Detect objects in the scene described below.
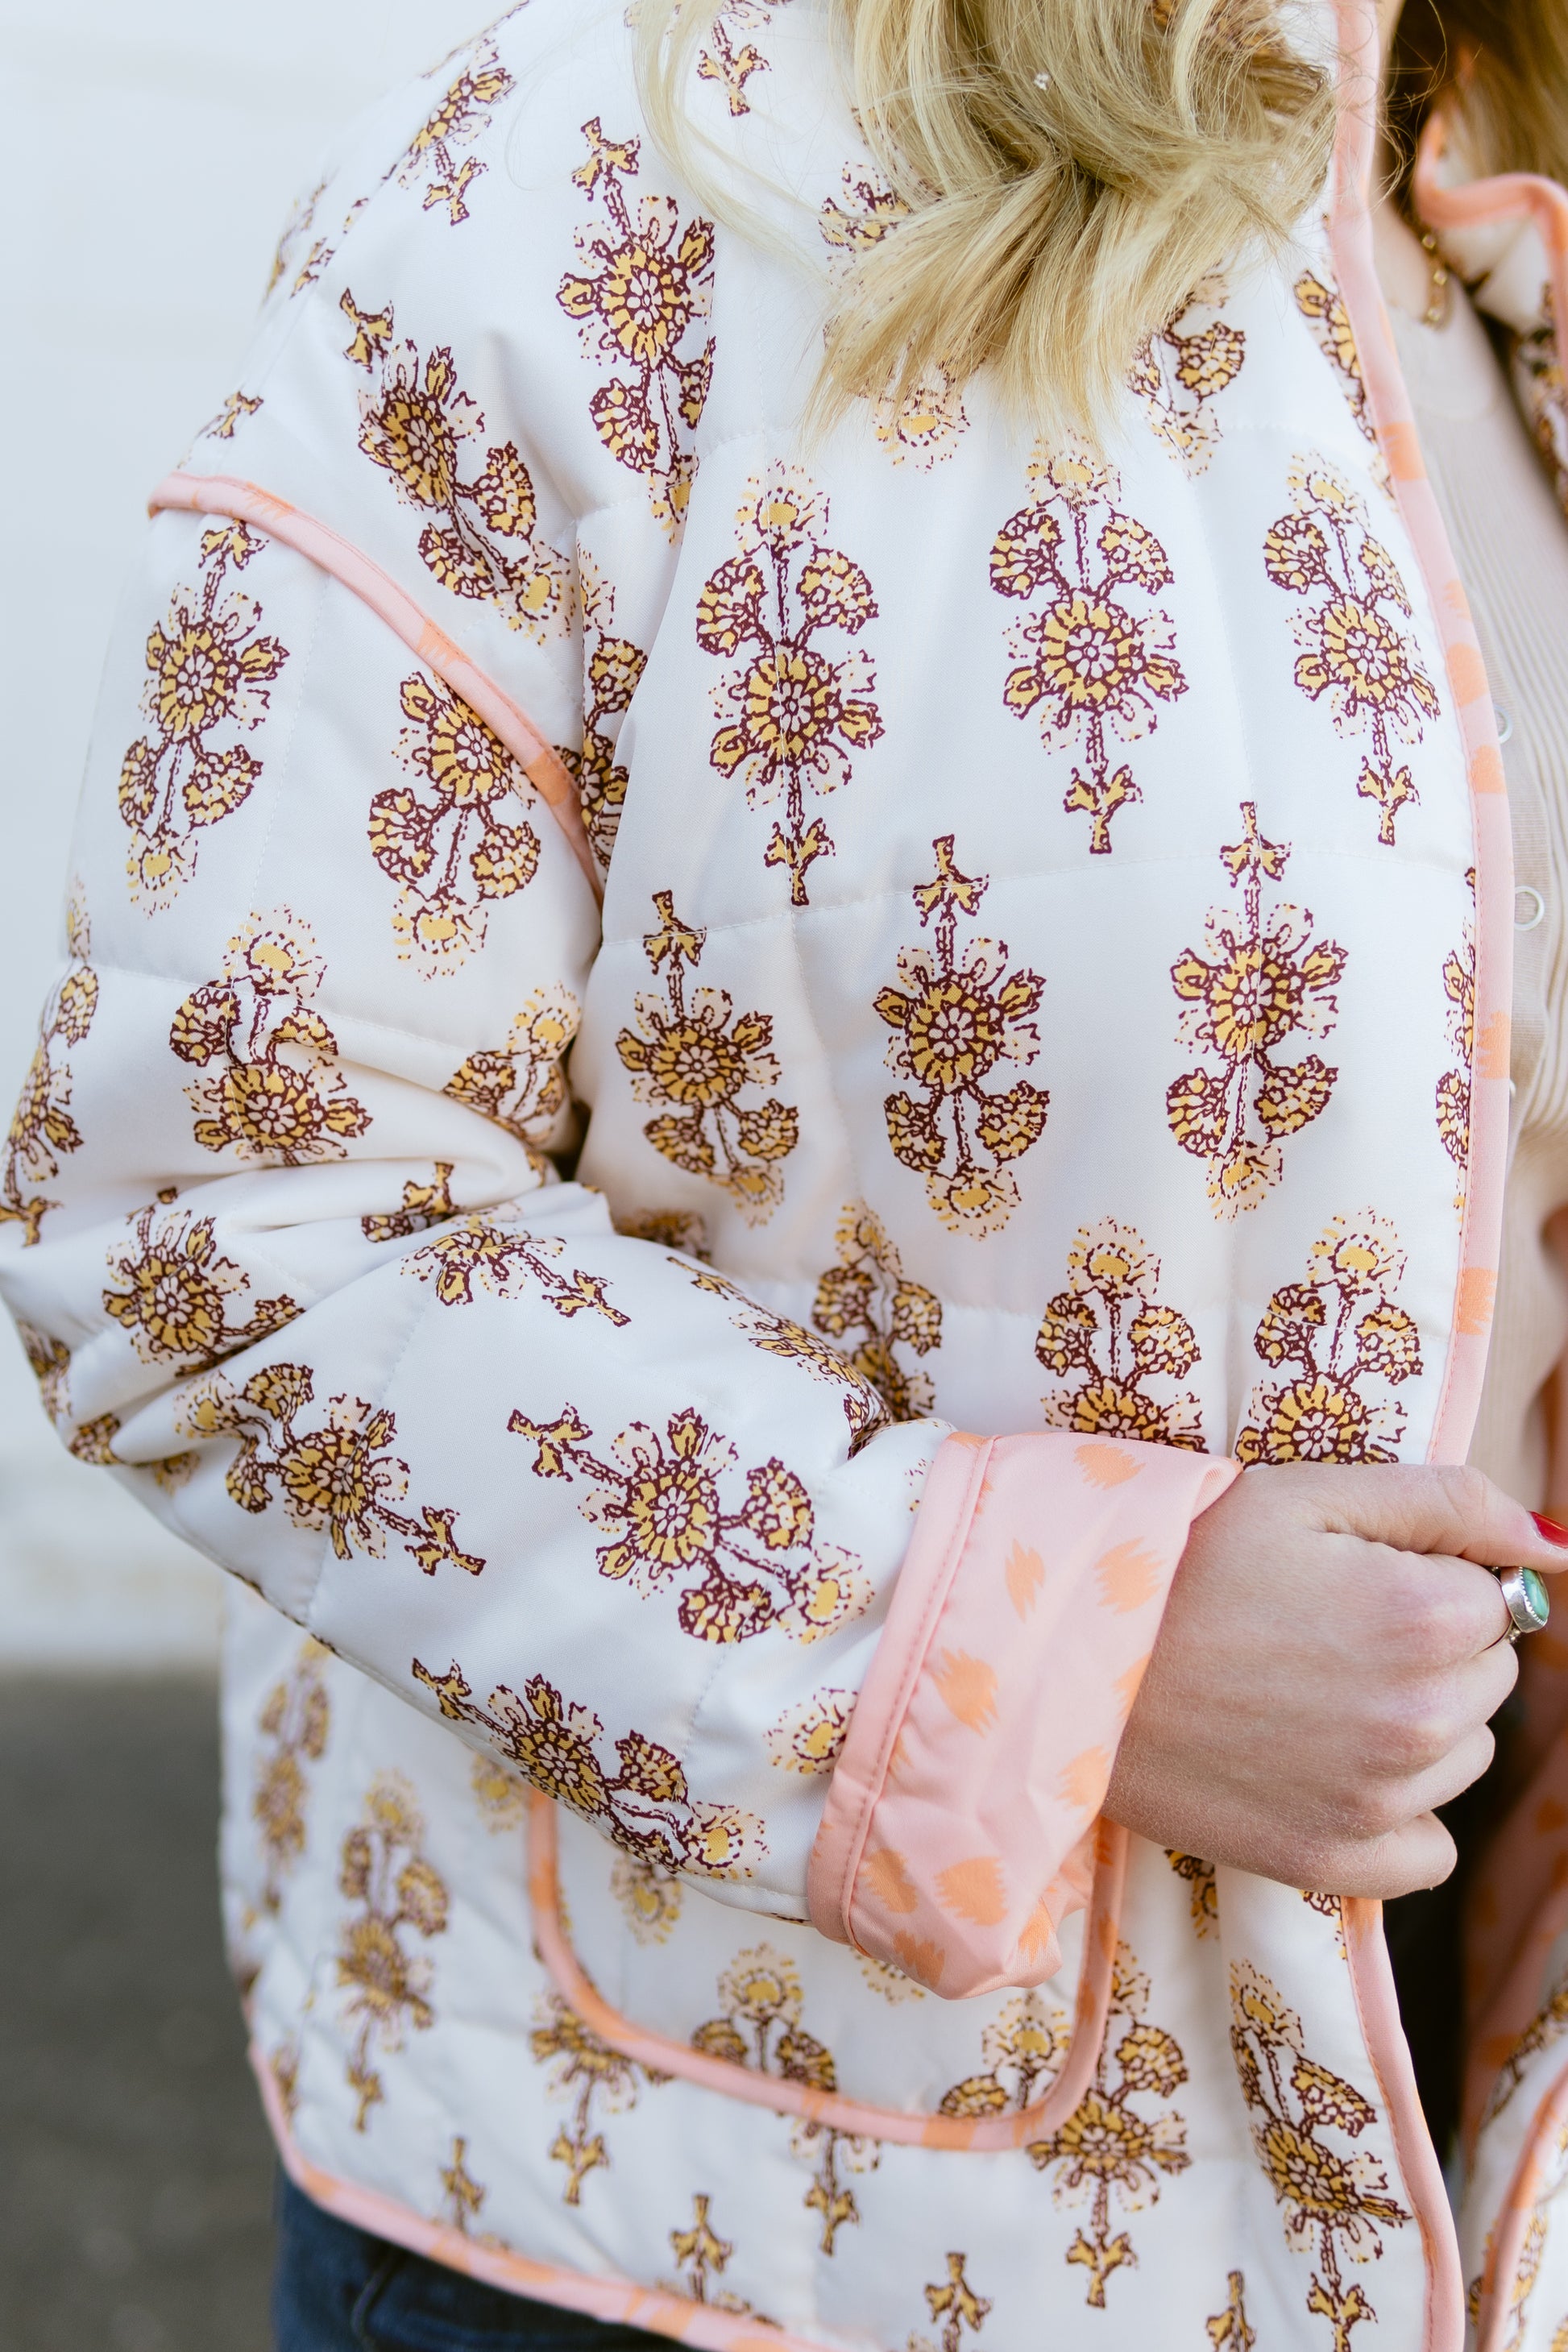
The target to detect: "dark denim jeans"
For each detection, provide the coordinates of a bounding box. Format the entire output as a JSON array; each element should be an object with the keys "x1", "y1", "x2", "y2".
[{"x1": 272, "y1": 2174, "x2": 665, "y2": 2352}]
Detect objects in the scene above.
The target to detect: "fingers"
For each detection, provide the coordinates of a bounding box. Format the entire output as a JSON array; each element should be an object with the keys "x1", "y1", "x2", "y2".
[
  {"x1": 1350, "y1": 1543, "x2": 1514, "y2": 1667},
  {"x1": 1292, "y1": 1461, "x2": 1568, "y2": 1576},
  {"x1": 1311, "y1": 1812, "x2": 1458, "y2": 1902}
]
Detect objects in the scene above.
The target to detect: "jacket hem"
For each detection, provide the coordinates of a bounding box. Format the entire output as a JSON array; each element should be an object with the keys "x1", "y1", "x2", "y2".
[{"x1": 255, "y1": 2044, "x2": 830, "y2": 2352}]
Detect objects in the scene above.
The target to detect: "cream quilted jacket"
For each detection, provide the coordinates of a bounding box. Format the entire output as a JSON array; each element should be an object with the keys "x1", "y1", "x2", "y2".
[{"x1": 13, "y1": 0, "x2": 1568, "y2": 2343}]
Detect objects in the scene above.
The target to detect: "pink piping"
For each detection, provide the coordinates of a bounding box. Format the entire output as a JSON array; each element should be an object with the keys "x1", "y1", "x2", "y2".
[
  {"x1": 1407, "y1": 79, "x2": 1568, "y2": 2352},
  {"x1": 527, "y1": 1790, "x2": 1126, "y2": 2151},
  {"x1": 255, "y1": 2049, "x2": 821, "y2": 2352},
  {"x1": 147, "y1": 471, "x2": 602, "y2": 900},
  {"x1": 1471, "y1": 2062, "x2": 1568, "y2": 2350},
  {"x1": 1414, "y1": 113, "x2": 1568, "y2": 359},
  {"x1": 1329, "y1": 4, "x2": 1516, "y2": 2346}
]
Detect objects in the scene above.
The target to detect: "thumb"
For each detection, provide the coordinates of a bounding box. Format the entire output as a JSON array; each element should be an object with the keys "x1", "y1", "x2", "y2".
[{"x1": 1300, "y1": 1462, "x2": 1568, "y2": 1574}]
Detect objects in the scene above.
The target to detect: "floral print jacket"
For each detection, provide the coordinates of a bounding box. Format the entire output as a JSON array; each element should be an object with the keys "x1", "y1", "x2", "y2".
[{"x1": 8, "y1": 0, "x2": 1568, "y2": 2346}]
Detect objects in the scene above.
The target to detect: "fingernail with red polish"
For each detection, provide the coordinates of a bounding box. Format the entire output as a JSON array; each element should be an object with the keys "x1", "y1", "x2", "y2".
[{"x1": 1533, "y1": 1512, "x2": 1568, "y2": 1547}]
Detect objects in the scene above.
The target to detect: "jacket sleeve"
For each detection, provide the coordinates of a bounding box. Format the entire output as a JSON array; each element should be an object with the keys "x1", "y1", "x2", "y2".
[
  {"x1": 0, "y1": 12, "x2": 1238, "y2": 1981},
  {"x1": 0, "y1": 493, "x2": 953, "y2": 1924}
]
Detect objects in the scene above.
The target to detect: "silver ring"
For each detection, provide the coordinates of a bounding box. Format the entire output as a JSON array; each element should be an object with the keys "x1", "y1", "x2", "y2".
[{"x1": 1498, "y1": 1564, "x2": 1551, "y2": 1643}]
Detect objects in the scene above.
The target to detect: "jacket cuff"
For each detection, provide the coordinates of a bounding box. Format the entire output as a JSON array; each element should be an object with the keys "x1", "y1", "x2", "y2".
[{"x1": 806, "y1": 1429, "x2": 1240, "y2": 1997}]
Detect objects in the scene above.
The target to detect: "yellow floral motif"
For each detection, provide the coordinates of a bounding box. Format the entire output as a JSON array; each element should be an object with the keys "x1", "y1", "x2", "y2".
[
  {"x1": 346, "y1": 290, "x2": 570, "y2": 635},
  {"x1": 506, "y1": 1399, "x2": 870, "y2": 1645},
  {"x1": 178, "y1": 1359, "x2": 483, "y2": 1574},
  {"x1": 1166, "y1": 1850, "x2": 1217, "y2": 1938},
  {"x1": 861, "y1": 1954, "x2": 926, "y2": 2002},
  {"x1": 170, "y1": 909, "x2": 371, "y2": 1168},
  {"x1": 442, "y1": 986, "x2": 582, "y2": 1171},
  {"x1": 611, "y1": 1850, "x2": 685, "y2": 1943},
  {"x1": 939, "y1": 1990, "x2": 1071, "y2": 2119},
  {"x1": 1438, "y1": 886, "x2": 1475, "y2": 1204},
  {"x1": 252, "y1": 1640, "x2": 331, "y2": 1914},
  {"x1": 531, "y1": 1991, "x2": 656, "y2": 2205},
  {"x1": 616, "y1": 891, "x2": 799, "y2": 1222},
  {"x1": 104, "y1": 1195, "x2": 298, "y2": 1371},
  {"x1": 1036, "y1": 1218, "x2": 1205, "y2": 1448},
  {"x1": 877, "y1": 836, "x2": 1050, "y2": 1235},
  {"x1": 362, "y1": 1162, "x2": 458, "y2": 1246},
  {"x1": 270, "y1": 2039, "x2": 301, "y2": 2125},
  {"x1": 698, "y1": 1, "x2": 792, "y2": 114},
  {"x1": 198, "y1": 389, "x2": 263, "y2": 443},
  {"x1": 811, "y1": 1201, "x2": 944, "y2": 1421},
  {"x1": 663, "y1": 2192, "x2": 770, "y2": 2315},
  {"x1": 119, "y1": 521, "x2": 288, "y2": 907},
  {"x1": 993, "y1": 446, "x2": 1188, "y2": 853},
  {"x1": 3, "y1": 889, "x2": 97, "y2": 1244},
  {"x1": 558, "y1": 118, "x2": 715, "y2": 535},
  {"x1": 909, "y1": 2254, "x2": 993, "y2": 2352},
  {"x1": 1481, "y1": 1974, "x2": 1568, "y2": 2129},
  {"x1": 1229, "y1": 1960, "x2": 1408, "y2": 2349},
  {"x1": 691, "y1": 1946, "x2": 880, "y2": 2253},
  {"x1": 267, "y1": 37, "x2": 514, "y2": 309},
  {"x1": 413, "y1": 1658, "x2": 766, "y2": 1877},
  {"x1": 574, "y1": 556, "x2": 649, "y2": 867},
  {"x1": 399, "y1": 1209, "x2": 629, "y2": 1325},
  {"x1": 268, "y1": 175, "x2": 330, "y2": 296},
  {"x1": 698, "y1": 465, "x2": 883, "y2": 904},
  {"x1": 1130, "y1": 284, "x2": 1246, "y2": 476},
  {"x1": 395, "y1": 40, "x2": 515, "y2": 226},
  {"x1": 1167, "y1": 803, "x2": 1346, "y2": 1216},
  {"x1": 818, "y1": 168, "x2": 969, "y2": 468},
  {"x1": 470, "y1": 1748, "x2": 529, "y2": 1834},
  {"x1": 1263, "y1": 454, "x2": 1441, "y2": 845},
  {"x1": 764, "y1": 1689, "x2": 854, "y2": 1776},
  {"x1": 335, "y1": 1775, "x2": 450, "y2": 2130},
  {"x1": 1516, "y1": 291, "x2": 1568, "y2": 522},
  {"x1": 1294, "y1": 271, "x2": 1376, "y2": 449},
  {"x1": 15, "y1": 1317, "x2": 71, "y2": 1426},
  {"x1": 684, "y1": 1260, "x2": 890, "y2": 1454},
  {"x1": 438, "y1": 2137, "x2": 487, "y2": 2237},
  {"x1": 370, "y1": 671, "x2": 540, "y2": 973},
  {"x1": 1507, "y1": 2208, "x2": 1553, "y2": 2352},
  {"x1": 1234, "y1": 1213, "x2": 1422, "y2": 1466},
  {"x1": 1207, "y1": 2271, "x2": 1257, "y2": 2351},
  {"x1": 1026, "y1": 1944, "x2": 1190, "y2": 2308},
  {"x1": 618, "y1": 1206, "x2": 709, "y2": 1259}
]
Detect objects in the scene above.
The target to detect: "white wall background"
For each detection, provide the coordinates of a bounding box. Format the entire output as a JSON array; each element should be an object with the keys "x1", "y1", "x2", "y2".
[{"x1": 0, "y1": 0, "x2": 496, "y2": 1665}]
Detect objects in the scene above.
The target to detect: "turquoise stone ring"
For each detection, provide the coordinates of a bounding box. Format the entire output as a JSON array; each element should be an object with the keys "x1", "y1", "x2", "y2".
[{"x1": 1499, "y1": 1563, "x2": 1551, "y2": 1642}]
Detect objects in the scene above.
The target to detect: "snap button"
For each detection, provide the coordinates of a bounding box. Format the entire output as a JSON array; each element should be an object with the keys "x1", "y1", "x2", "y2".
[
  {"x1": 1495, "y1": 701, "x2": 1514, "y2": 744},
  {"x1": 1516, "y1": 885, "x2": 1545, "y2": 930}
]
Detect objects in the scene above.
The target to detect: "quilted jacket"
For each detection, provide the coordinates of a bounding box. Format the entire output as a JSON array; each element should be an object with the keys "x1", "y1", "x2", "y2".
[{"x1": 10, "y1": 0, "x2": 1568, "y2": 2343}]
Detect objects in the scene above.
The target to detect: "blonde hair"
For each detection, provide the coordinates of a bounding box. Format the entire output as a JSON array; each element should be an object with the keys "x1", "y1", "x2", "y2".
[{"x1": 637, "y1": 0, "x2": 1336, "y2": 435}]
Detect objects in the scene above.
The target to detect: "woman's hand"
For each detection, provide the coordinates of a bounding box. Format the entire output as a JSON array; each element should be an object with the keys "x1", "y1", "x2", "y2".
[{"x1": 1104, "y1": 1463, "x2": 1568, "y2": 1898}]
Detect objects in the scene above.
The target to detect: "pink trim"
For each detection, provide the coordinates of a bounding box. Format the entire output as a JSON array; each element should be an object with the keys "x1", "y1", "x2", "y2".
[
  {"x1": 1344, "y1": 1898, "x2": 1467, "y2": 2352},
  {"x1": 255, "y1": 2049, "x2": 818, "y2": 2352},
  {"x1": 1472, "y1": 2060, "x2": 1568, "y2": 2352},
  {"x1": 1414, "y1": 113, "x2": 1568, "y2": 356},
  {"x1": 1328, "y1": 42, "x2": 1513, "y2": 1482},
  {"x1": 527, "y1": 1789, "x2": 1128, "y2": 2151},
  {"x1": 807, "y1": 1429, "x2": 1238, "y2": 2001},
  {"x1": 147, "y1": 471, "x2": 601, "y2": 900},
  {"x1": 1328, "y1": 10, "x2": 1516, "y2": 2346}
]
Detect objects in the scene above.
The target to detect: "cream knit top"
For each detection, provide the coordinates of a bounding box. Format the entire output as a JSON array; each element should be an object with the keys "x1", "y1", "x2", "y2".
[{"x1": 1394, "y1": 288, "x2": 1568, "y2": 1511}]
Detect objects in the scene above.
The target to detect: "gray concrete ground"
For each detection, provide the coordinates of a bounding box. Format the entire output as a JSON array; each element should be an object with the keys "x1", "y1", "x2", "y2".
[{"x1": 0, "y1": 1678, "x2": 275, "y2": 2351}]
